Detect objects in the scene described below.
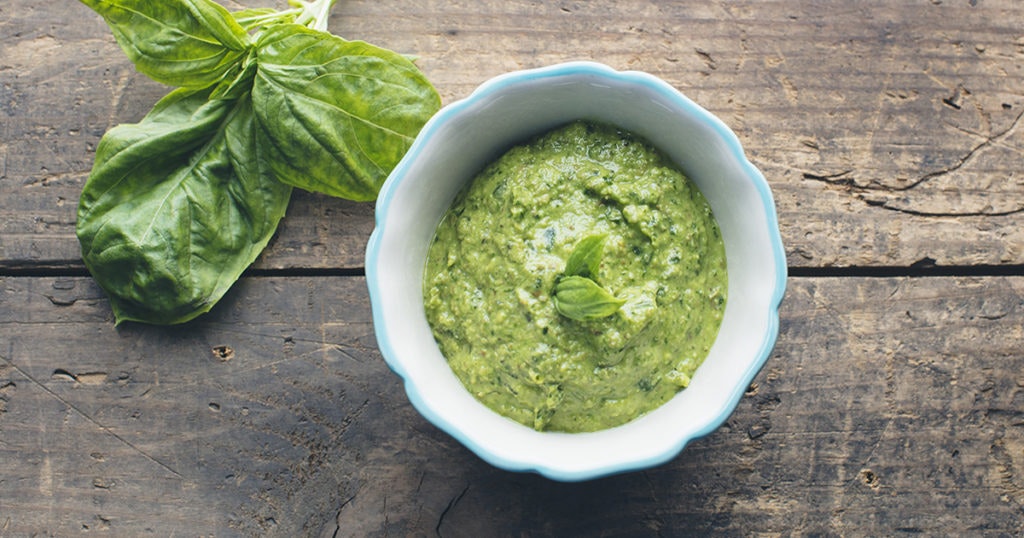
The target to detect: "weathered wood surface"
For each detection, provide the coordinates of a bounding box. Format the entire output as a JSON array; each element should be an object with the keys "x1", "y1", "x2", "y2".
[
  {"x1": 3, "y1": 0, "x2": 1024, "y2": 536},
  {"x1": 1, "y1": 276, "x2": 1022, "y2": 536},
  {"x1": 2, "y1": 0, "x2": 1023, "y2": 270}
]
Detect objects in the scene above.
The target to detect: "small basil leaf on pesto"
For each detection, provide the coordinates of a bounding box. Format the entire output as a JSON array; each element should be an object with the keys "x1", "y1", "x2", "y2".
[
  {"x1": 553, "y1": 276, "x2": 625, "y2": 321},
  {"x1": 563, "y1": 233, "x2": 607, "y2": 280}
]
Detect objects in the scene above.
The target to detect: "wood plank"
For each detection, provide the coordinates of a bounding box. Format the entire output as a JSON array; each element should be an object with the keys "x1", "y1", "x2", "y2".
[
  {"x1": 2, "y1": 0, "x2": 1024, "y2": 270},
  {"x1": 0, "y1": 276, "x2": 383, "y2": 535},
  {"x1": 1, "y1": 275, "x2": 1022, "y2": 535}
]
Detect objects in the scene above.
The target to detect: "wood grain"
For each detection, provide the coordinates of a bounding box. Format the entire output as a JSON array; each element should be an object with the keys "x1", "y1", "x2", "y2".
[
  {"x1": 3, "y1": 1, "x2": 1024, "y2": 536},
  {"x1": 1, "y1": 276, "x2": 1022, "y2": 536},
  {"x1": 1, "y1": 1, "x2": 1023, "y2": 270}
]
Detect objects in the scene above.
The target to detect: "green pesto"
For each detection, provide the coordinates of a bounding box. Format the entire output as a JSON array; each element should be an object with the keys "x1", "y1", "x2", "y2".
[{"x1": 423, "y1": 121, "x2": 727, "y2": 433}]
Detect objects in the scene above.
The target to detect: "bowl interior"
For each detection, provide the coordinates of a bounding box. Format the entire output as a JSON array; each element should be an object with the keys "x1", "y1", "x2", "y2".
[{"x1": 369, "y1": 63, "x2": 784, "y2": 480}]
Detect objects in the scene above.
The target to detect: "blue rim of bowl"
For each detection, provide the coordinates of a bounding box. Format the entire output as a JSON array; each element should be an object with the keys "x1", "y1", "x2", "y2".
[{"x1": 366, "y1": 61, "x2": 787, "y2": 481}]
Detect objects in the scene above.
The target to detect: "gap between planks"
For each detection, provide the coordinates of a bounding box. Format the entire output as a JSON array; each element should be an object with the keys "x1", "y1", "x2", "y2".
[
  {"x1": 787, "y1": 263, "x2": 1024, "y2": 278},
  {"x1": 3, "y1": 264, "x2": 1024, "y2": 279}
]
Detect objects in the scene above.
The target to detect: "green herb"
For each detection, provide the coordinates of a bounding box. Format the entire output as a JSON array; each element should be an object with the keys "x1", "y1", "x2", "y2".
[
  {"x1": 76, "y1": 88, "x2": 290, "y2": 325},
  {"x1": 76, "y1": 0, "x2": 441, "y2": 325},
  {"x1": 81, "y1": 0, "x2": 251, "y2": 89},
  {"x1": 552, "y1": 276, "x2": 625, "y2": 321},
  {"x1": 562, "y1": 233, "x2": 606, "y2": 280},
  {"x1": 553, "y1": 235, "x2": 624, "y2": 321},
  {"x1": 251, "y1": 23, "x2": 439, "y2": 200}
]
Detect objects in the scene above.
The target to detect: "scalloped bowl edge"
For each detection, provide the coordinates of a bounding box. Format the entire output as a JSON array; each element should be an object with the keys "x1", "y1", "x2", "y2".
[{"x1": 366, "y1": 61, "x2": 786, "y2": 481}]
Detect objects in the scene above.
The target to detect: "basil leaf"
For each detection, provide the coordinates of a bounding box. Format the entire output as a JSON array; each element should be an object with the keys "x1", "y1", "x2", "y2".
[
  {"x1": 553, "y1": 276, "x2": 625, "y2": 322},
  {"x1": 76, "y1": 88, "x2": 292, "y2": 325},
  {"x1": 252, "y1": 23, "x2": 441, "y2": 201},
  {"x1": 210, "y1": 50, "x2": 258, "y2": 101},
  {"x1": 564, "y1": 233, "x2": 607, "y2": 280},
  {"x1": 80, "y1": 0, "x2": 250, "y2": 88},
  {"x1": 180, "y1": 0, "x2": 250, "y2": 51},
  {"x1": 231, "y1": 7, "x2": 293, "y2": 32}
]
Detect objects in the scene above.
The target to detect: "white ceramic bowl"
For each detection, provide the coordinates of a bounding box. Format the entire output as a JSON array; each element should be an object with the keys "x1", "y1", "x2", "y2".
[{"x1": 366, "y1": 61, "x2": 786, "y2": 481}]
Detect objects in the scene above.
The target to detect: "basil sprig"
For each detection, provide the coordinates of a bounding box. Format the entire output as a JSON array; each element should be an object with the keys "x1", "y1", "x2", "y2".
[
  {"x1": 76, "y1": 0, "x2": 441, "y2": 325},
  {"x1": 553, "y1": 276, "x2": 625, "y2": 321},
  {"x1": 562, "y1": 233, "x2": 606, "y2": 280},
  {"x1": 553, "y1": 235, "x2": 625, "y2": 321}
]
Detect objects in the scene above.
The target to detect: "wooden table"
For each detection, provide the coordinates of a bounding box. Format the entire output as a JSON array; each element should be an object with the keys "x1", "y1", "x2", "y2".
[{"x1": 3, "y1": 1, "x2": 1023, "y2": 535}]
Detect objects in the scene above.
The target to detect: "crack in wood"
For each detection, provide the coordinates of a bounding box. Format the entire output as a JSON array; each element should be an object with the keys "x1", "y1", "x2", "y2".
[
  {"x1": 788, "y1": 263, "x2": 1024, "y2": 278},
  {"x1": 320, "y1": 488, "x2": 359, "y2": 538},
  {"x1": 695, "y1": 47, "x2": 717, "y2": 70},
  {"x1": 435, "y1": 484, "x2": 470, "y2": 537},
  {"x1": 801, "y1": 170, "x2": 855, "y2": 185},
  {"x1": 860, "y1": 196, "x2": 1024, "y2": 218},
  {"x1": 20, "y1": 169, "x2": 87, "y2": 188},
  {"x1": 942, "y1": 84, "x2": 969, "y2": 110},
  {"x1": 895, "y1": 108, "x2": 1024, "y2": 192},
  {"x1": 0, "y1": 353, "x2": 183, "y2": 479},
  {"x1": 194, "y1": 325, "x2": 375, "y2": 371},
  {"x1": 802, "y1": 109, "x2": 1024, "y2": 217}
]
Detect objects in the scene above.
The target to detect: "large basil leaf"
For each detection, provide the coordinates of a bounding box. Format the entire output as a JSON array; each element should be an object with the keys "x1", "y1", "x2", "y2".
[
  {"x1": 80, "y1": 0, "x2": 250, "y2": 88},
  {"x1": 252, "y1": 24, "x2": 441, "y2": 201},
  {"x1": 76, "y1": 88, "x2": 292, "y2": 325}
]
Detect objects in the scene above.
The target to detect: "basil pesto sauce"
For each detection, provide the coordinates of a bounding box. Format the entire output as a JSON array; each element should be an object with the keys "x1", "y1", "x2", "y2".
[{"x1": 423, "y1": 121, "x2": 727, "y2": 433}]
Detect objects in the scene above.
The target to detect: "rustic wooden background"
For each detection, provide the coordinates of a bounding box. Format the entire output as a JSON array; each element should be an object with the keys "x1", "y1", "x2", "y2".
[{"x1": 2, "y1": 0, "x2": 1023, "y2": 536}]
